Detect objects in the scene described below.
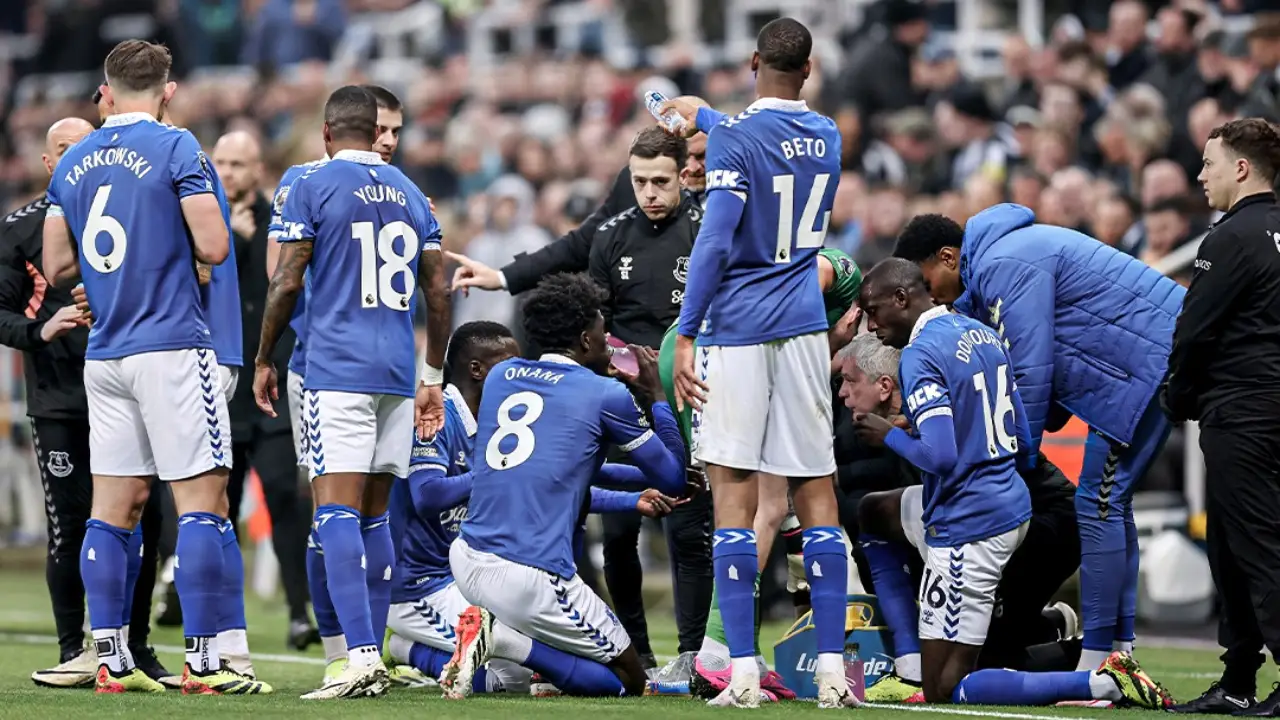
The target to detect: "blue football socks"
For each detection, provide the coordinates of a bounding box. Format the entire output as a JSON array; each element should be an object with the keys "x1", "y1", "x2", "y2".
[
  {"x1": 361, "y1": 512, "x2": 394, "y2": 652},
  {"x1": 174, "y1": 512, "x2": 226, "y2": 673}
]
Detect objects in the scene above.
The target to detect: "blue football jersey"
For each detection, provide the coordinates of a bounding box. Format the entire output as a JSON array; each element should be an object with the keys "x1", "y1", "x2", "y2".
[
  {"x1": 46, "y1": 113, "x2": 214, "y2": 360},
  {"x1": 200, "y1": 170, "x2": 243, "y2": 367},
  {"x1": 680, "y1": 98, "x2": 841, "y2": 346},
  {"x1": 268, "y1": 158, "x2": 326, "y2": 377},
  {"x1": 899, "y1": 307, "x2": 1032, "y2": 547},
  {"x1": 461, "y1": 356, "x2": 665, "y2": 578},
  {"x1": 391, "y1": 385, "x2": 475, "y2": 603},
  {"x1": 278, "y1": 150, "x2": 439, "y2": 396}
]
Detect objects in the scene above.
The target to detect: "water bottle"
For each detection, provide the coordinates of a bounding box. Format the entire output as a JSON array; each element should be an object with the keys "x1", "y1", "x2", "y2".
[
  {"x1": 645, "y1": 90, "x2": 686, "y2": 134},
  {"x1": 844, "y1": 640, "x2": 866, "y2": 703}
]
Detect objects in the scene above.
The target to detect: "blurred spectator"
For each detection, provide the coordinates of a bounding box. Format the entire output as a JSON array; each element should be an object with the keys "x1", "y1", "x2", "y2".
[
  {"x1": 831, "y1": 0, "x2": 929, "y2": 128},
  {"x1": 452, "y1": 174, "x2": 550, "y2": 334},
  {"x1": 1105, "y1": 0, "x2": 1152, "y2": 89},
  {"x1": 241, "y1": 0, "x2": 347, "y2": 69}
]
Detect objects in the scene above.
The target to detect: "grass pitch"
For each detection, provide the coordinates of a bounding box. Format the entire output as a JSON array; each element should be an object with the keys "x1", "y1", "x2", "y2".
[{"x1": 0, "y1": 567, "x2": 1254, "y2": 719}]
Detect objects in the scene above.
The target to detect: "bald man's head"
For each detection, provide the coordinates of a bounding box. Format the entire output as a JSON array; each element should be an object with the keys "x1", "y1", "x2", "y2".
[
  {"x1": 212, "y1": 131, "x2": 263, "y2": 201},
  {"x1": 674, "y1": 96, "x2": 711, "y2": 192},
  {"x1": 43, "y1": 118, "x2": 95, "y2": 176}
]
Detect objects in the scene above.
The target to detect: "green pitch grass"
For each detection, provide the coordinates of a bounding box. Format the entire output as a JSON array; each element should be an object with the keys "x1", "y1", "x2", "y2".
[{"x1": 0, "y1": 566, "x2": 1257, "y2": 719}]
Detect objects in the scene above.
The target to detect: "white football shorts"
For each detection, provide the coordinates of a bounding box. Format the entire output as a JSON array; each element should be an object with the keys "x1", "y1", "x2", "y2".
[
  {"x1": 287, "y1": 370, "x2": 307, "y2": 468},
  {"x1": 450, "y1": 537, "x2": 631, "y2": 664},
  {"x1": 693, "y1": 331, "x2": 835, "y2": 477},
  {"x1": 219, "y1": 366, "x2": 239, "y2": 405},
  {"x1": 302, "y1": 389, "x2": 412, "y2": 479},
  {"x1": 85, "y1": 348, "x2": 233, "y2": 481},
  {"x1": 388, "y1": 582, "x2": 470, "y2": 652},
  {"x1": 899, "y1": 485, "x2": 1028, "y2": 645}
]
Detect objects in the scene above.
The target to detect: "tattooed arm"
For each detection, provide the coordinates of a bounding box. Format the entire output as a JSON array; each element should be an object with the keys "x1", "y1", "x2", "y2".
[
  {"x1": 419, "y1": 246, "x2": 451, "y2": 377},
  {"x1": 414, "y1": 244, "x2": 451, "y2": 438},
  {"x1": 252, "y1": 240, "x2": 312, "y2": 415}
]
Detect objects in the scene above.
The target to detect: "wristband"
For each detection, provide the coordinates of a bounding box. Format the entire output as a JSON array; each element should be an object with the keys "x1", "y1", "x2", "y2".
[{"x1": 421, "y1": 362, "x2": 444, "y2": 386}]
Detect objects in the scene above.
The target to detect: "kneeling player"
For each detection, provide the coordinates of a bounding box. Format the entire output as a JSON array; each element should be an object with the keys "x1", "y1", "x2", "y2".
[
  {"x1": 385, "y1": 321, "x2": 678, "y2": 694},
  {"x1": 835, "y1": 333, "x2": 1083, "y2": 701},
  {"x1": 851, "y1": 260, "x2": 1171, "y2": 709},
  {"x1": 443, "y1": 273, "x2": 688, "y2": 698}
]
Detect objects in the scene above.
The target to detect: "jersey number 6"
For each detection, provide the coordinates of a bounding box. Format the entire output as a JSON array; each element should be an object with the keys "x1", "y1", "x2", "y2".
[
  {"x1": 485, "y1": 391, "x2": 545, "y2": 471},
  {"x1": 82, "y1": 185, "x2": 128, "y2": 274},
  {"x1": 352, "y1": 220, "x2": 419, "y2": 311}
]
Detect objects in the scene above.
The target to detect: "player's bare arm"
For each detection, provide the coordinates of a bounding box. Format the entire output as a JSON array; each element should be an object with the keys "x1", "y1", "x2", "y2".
[
  {"x1": 416, "y1": 246, "x2": 451, "y2": 438},
  {"x1": 180, "y1": 193, "x2": 230, "y2": 266},
  {"x1": 41, "y1": 215, "x2": 79, "y2": 287},
  {"x1": 253, "y1": 239, "x2": 312, "y2": 416}
]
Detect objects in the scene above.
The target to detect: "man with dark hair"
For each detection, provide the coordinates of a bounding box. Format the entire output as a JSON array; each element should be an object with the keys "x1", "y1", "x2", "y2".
[
  {"x1": 43, "y1": 38, "x2": 268, "y2": 695},
  {"x1": 1165, "y1": 118, "x2": 1280, "y2": 715},
  {"x1": 893, "y1": 203, "x2": 1184, "y2": 675},
  {"x1": 359, "y1": 84, "x2": 403, "y2": 164},
  {"x1": 385, "y1": 320, "x2": 677, "y2": 695},
  {"x1": 662, "y1": 17, "x2": 854, "y2": 709},
  {"x1": 448, "y1": 96, "x2": 712, "y2": 295},
  {"x1": 442, "y1": 272, "x2": 687, "y2": 699},
  {"x1": 11, "y1": 117, "x2": 171, "y2": 690},
  {"x1": 851, "y1": 259, "x2": 1169, "y2": 709},
  {"x1": 253, "y1": 84, "x2": 451, "y2": 699},
  {"x1": 263, "y1": 84, "x2": 444, "y2": 688},
  {"x1": 585, "y1": 125, "x2": 709, "y2": 679}
]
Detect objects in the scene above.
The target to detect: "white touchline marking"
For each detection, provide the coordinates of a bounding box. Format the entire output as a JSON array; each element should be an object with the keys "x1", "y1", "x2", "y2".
[
  {"x1": 871, "y1": 703, "x2": 1097, "y2": 720},
  {"x1": 0, "y1": 632, "x2": 326, "y2": 666}
]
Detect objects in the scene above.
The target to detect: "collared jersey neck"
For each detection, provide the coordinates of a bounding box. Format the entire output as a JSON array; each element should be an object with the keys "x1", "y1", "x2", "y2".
[
  {"x1": 909, "y1": 304, "x2": 952, "y2": 345},
  {"x1": 747, "y1": 97, "x2": 809, "y2": 113},
  {"x1": 103, "y1": 112, "x2": 158, "y2": 128},
  {"x1": 443, "y1": 383, "x2": 477, "y2": 437},
  {"x1": 331, "y1": 149, "x2": 383, "y2": 165},
  {"x1": 540, "y1": 353, "x2": 579, "y2": 366}
]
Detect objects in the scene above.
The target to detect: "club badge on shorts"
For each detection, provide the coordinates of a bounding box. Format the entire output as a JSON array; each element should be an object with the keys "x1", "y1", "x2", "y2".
[{"x1": 47, "y1": 450, "x2": 73, "y2": 478}]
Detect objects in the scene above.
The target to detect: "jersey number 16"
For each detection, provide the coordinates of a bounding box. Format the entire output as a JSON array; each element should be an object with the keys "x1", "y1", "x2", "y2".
[
  {"x1": 972, "y1": 364, "x2": 1017, "y2": 459},
  {"x1": 352, "y1": 220, "x2": 419, "y2": 311},
  {"x1": 771, "y1": 173, "x2": 831, "y2": 264}
]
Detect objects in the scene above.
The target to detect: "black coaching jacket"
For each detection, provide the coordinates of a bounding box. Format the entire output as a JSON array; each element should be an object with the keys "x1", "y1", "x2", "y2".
[{"x1": 0, "y1": 197, "x2": 88, "y2": 419}]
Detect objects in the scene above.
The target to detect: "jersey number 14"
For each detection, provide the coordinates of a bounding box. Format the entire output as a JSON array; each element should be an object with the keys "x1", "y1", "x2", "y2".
[
  {"x1": 771, "y1": 173, "x2": 831, "y2": 264},
  {"x1": 352, "y1": 220, "x2": 419, "y2": 310}
]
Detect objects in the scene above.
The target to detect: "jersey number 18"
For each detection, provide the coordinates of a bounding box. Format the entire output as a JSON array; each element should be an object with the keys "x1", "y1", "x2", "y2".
[{"x1": 352, "y1": 220, "x2": 419, "y2": 310}]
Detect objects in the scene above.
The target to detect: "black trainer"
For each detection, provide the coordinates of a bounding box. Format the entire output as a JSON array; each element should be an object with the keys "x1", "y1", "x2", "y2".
[
  {"x1": 1236, "y1": 682, "x2": 1280, "y2": 717},
  {"x1": 130, "y1": 645, "x2": 180, "y2": 689},
  {"x1": 1168, "y1": 682, "x2": 1255, "y2": 714},
  {"x1": 288, "y1": 618, "x2": 321, "y2": 651}
]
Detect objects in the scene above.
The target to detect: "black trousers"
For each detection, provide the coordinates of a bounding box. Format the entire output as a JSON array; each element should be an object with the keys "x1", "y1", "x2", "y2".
[
  {"x1": 1201, "y1": 421, "x2": 1280, "y2": 693},
  {"x1": 226, "y1": 426, "x2": 311, "y2": 621},
  {"x1": 31, "y1": 417, "x2": 162, "y2": 658},
  {"x1": 601, "y1": 491, "x2": 714, "y2": 656},
  {"x1": 980, "y1": 503, "x2": 1080, "y2": 670}
]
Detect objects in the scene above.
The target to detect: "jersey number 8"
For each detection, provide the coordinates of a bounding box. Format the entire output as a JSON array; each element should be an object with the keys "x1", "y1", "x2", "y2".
[
  {"x1": 82, "y1": 186, "x2": 128, "y2": 274},
  {"x1": 485, "y1": 391, "x2": 544, "y2": 471},
  {"x1": 771, "y1": 173, "x2": 831, "y2": 264},
  {"x1": 971, "y1": 364, "x2": 1017, "y2": 458},
  {"x1": 351, "y1": 220, "x2": 419, "y2": 311}
]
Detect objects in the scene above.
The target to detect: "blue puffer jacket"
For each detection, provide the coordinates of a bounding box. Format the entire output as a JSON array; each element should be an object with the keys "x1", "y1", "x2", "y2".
[{"x1": 953, "y1": 204, "x2": 1185, "y2": 450}]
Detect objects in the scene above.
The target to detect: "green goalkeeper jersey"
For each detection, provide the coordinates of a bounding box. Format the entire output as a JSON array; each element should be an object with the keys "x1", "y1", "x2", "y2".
[{"x1": 657, "y1": 247, "x2": 862, "y2": 450}]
